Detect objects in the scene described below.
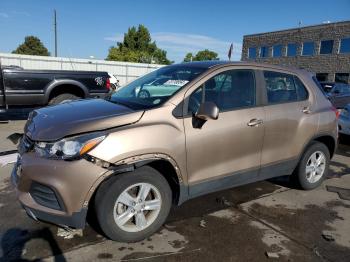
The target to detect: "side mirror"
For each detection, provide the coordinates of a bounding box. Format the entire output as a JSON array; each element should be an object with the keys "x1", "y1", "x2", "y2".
[{"x1": 195, "y1": 101, "x2": 219, "y2": 120}]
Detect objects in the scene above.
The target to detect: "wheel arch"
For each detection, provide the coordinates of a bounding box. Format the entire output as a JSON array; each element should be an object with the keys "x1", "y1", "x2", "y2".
[
  {"x1": 44, "y1": 79, "x2": 89, "y2": 103},
  {"x1": 301, "y1": 133, "x2": 337, "y2": 160},
  {"x1": 85, "y1": 154, "x2": 188, "y2": 212}
]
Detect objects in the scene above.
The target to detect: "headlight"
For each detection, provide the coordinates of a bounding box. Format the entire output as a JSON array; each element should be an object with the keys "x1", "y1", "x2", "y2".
[{"x1": 34, "y1": 132, "x2": 106, "y2": 160}]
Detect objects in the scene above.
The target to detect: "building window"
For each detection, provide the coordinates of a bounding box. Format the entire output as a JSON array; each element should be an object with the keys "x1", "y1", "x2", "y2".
[
  {"x1": 248, "y1": 47, "x2": 257, "y2": 59},
  {"x1": 260, "y1": 46, "x2": 269, "y2": 58},
  {"x1": 302, "y1": 42, "x2": 315, "y2": 56},
  {"x1": 339, "y1": 38, "x2": 350, "y2": 53},
  {"x1": 287, "y1": 43, "x2": 297, "y2": 56},
  {"x1": 320, "y1": 40, "x2": 334, "y2": 54},
  {"x1": 316, "y1": 73, "x2": 328, "y2": 82},
  {"x1": 335, "y1": 73, "x2": 350, "y2": 84},
  {"x1": 273, "y1": 45, "x2": 282, "y2": 57}
]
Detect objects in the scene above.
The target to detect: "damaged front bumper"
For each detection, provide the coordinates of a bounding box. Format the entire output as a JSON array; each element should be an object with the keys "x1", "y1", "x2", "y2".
[{"x1": 11, "y1": 152, "x2": 108, "y2": 229}]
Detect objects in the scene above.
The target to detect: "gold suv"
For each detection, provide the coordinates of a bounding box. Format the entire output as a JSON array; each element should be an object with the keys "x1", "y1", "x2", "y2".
[{"x1": 12, "y1": 61, "x2": 338, "y2": 242}]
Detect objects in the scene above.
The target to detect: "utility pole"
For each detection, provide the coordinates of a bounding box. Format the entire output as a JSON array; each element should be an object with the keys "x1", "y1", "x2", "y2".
[{"x1": 54, "y1": 9, "x2": 57, "y2": 57}]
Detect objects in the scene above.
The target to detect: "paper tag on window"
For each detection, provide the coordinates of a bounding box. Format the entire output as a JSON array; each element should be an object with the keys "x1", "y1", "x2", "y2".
[{"x1": 163, "y1": 80, "x2": 189, "y2": 86}]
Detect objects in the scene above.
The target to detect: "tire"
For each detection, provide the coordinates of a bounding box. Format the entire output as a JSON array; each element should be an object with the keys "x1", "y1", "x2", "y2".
[
  {"x1": 137, "y1": 90, "x2": 150, "y2": 98},
  {"x1": 94, "y1": 166, "x2": 172, "y2": 242},
  {"x1": 48, "y1": 93, "x2": 80, "y2": 105},
  {"x1": 293, "y1": 141, "x2": 330, "y2": 190}
]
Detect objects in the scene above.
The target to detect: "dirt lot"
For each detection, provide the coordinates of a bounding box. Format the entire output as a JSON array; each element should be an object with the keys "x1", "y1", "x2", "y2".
[{"x1": 0, "y1": 120, "x2": 349, "y2": 262}]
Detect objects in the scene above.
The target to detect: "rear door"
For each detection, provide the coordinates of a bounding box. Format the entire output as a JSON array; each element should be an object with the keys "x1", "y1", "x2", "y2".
[
  {"x1": 183, "y1": 68, "x2": 265, "y2": 196},
  {"x1": 259, "y1": 70, "x2": 317, "y2": 177}
]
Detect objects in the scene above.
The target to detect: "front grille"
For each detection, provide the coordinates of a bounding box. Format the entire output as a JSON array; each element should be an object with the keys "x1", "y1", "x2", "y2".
[
  {"x1": 30, "y1": 182, "x2": 63, "y2": 211},
  {"x1": 18, "y1": 135, "x2": 34, "y2": 155}
]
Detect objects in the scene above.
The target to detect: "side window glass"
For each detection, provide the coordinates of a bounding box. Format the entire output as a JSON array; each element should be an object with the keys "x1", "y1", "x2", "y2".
[
  {"x1": 294, "y1": 77, "x2": 309, "y2": 101},
  {"x1": 264, "y1": 71, "x2": 298, "y2": 104},
  {"x1": 188, "y1": 70, "x2": 255, "y2": 114},
  {"x1": 334, "y1": 85, "x2": 343, "y2": 94}
]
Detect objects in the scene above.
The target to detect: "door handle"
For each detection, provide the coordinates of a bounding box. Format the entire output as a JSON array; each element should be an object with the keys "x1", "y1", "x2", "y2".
[
  {"x1": 247, "y1": 119, "x2": 263, "y2": 127},
  {"x1": 302, "y1": 107, "x2": 312, "y2": 114}
]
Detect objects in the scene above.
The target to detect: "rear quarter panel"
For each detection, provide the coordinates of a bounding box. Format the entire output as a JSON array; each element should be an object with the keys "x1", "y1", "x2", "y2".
[{"x1": 303, "y1": 74, "x2": 338, "y2": 146}]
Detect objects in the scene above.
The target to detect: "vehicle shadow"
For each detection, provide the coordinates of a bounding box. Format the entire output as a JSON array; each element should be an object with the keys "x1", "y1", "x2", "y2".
[
  {"x1": 0, "y1": 227, "x2": 66, "y2": 262},
  {"x1": 337, "y1": 135, "x2": 350, "y2": 158}
]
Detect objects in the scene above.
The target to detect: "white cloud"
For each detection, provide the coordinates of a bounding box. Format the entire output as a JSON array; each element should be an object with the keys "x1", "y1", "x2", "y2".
[
  {"x1": 104, "y1": 32, "x2": 242, "y2": 62},
  {"x1": 0, "y1": 12, "x2": 9, "y2": 18},
  {"x1": 104, "y1": 34, "x2": 124, "y2": 42},
  {"x1": 12, "y1": 11, "x2": 30, "y2": 17}
]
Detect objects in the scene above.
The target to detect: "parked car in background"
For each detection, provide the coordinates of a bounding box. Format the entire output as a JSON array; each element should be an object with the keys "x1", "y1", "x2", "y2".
[
  {"x1": 320, "y1": 82, "x2": 350, "y2": 108},
  {"x1": 338, "y1": 104, "x2": 350, "y2": 136},
  {"x1": 12, "y1": 61, "x2": 338, "y2": 243},
  {"x1": 108, "y1": 73, "x2": 120, "y2": 91},
  {"x1": 0, "y1": 65, "x2": 111, "y2": 109}
]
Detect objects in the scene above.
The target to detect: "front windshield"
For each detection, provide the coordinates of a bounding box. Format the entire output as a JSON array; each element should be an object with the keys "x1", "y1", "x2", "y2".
[{"x1": 109, "y1": 65, "x2": 205, "y2": 110}]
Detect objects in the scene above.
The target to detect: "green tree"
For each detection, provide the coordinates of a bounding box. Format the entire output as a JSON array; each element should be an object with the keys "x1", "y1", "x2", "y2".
[
  {"x1": 183, "y1": 52, "x2": 194, "y2": 62},
  {"x1": 107, "y1": 25, "x2": 171, "y2": 65},
  {"x1": 184, "y1": 49, "x2": 218, "y2": 62},
  {"x1": 12, "y1": 36, "x2": 50, "y2": 56}
]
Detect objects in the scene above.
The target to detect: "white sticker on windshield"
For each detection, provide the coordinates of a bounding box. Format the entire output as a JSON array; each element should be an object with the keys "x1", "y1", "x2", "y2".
[{"x1": 163, "y1": 80, "x2": 189, "y2": 86}]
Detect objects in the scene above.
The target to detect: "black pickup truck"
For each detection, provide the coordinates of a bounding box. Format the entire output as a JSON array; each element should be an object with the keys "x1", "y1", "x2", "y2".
[{"x1": 0, "y1": 66, "x2": 111, "y2": 109}]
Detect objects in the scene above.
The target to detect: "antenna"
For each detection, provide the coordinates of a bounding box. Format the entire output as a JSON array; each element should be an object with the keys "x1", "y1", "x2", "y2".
[{"x1": 54, "y1": 10, "x2": 58, "y2": 57}]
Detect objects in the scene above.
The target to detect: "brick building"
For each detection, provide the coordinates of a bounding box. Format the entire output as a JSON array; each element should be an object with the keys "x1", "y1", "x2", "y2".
[{"x1": 241, "y1": 21, "x2": 350, "y2": 83}]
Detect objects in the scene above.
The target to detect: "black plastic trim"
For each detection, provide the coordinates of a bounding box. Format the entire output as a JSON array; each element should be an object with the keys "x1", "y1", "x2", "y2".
[
  {"x1": 188, "y1": 158, "x2": 298, "y2": 199},
  {"x1": 24, "y1": 205, "x2": 88, "y2": 229}
]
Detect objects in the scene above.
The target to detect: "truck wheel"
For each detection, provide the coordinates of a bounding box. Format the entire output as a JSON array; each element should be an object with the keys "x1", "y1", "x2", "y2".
[
  {"x1": 293, "y1": 142, "x2": 330, "y2": 190},
  {"x1": 48, "y1": 94, "x2": 80, "y2": 105},
  {"x1": 95, "y1": 166, "x2": 172, "y2": 242}
]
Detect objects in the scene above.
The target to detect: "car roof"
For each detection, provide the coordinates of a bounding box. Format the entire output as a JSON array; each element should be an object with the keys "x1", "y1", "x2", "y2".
[{"x1": 169, "y1": 61, "x2": 310, "y2": 76}]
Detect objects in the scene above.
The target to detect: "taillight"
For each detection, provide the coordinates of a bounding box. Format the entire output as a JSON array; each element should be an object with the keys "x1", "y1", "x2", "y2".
[
  {"x1": 106, "y1": 78, "x2": 111, "y2": 90},
  {"x1": 331, "y1": 106, "x2": 340, "y2": 119}
]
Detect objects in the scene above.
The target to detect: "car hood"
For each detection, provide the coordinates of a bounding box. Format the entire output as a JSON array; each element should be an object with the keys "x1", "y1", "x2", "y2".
[{"x1": 25, "y1": 99, "x2": 144, "y2": 141}]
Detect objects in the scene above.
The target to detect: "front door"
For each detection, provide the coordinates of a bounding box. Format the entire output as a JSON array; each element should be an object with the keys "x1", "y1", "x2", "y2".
[{"x1": 183, "y1": 69, "x2": 265, "y2": 197}]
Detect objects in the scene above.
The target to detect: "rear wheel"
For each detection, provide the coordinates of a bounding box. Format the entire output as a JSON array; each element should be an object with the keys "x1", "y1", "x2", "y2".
[
  {"x1": 293, "y1": 142, "x2": 330, "y2": 190},
  {"x1": 95, "y1": 166, "x2": 172, "y2": 242},
  {"x1": 48, "y1": 93, "x2": 80, "y2": 105}
]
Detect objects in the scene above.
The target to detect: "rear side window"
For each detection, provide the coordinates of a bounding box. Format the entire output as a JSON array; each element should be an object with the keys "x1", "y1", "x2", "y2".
[
  {"x1": 313, "y1": 76, "x2": 328, "y2": 97},
  {"x1": 264, "y1": 71, "x2": 308, "y2": 104},
  {"x1": 293, "y1": 77, "x2": 309, "y2": 100}
]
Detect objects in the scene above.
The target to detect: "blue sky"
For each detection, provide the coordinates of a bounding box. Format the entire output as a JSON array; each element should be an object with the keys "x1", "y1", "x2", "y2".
[{"x1": 0, "y1": 0, "x2": 349, "y2": 62}]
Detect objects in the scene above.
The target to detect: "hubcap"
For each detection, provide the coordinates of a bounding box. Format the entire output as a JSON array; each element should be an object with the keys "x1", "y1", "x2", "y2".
[
  {"x1": 113, "y1": 183, "x2": 162, "y2": 232},
  {"x1": 305, "y1": 151, "x2": 326, "y2": 183}
]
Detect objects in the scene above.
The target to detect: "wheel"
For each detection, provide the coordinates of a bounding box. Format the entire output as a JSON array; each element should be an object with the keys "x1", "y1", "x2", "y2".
[
  {"x1": 137, "y1": 90, "x2": 150, "y2": 98},
  {"x1": 293, "y1": 142, "x2": 330, "y2": 190},
  {"x1": 94, "y1": 166, "x2": 172, "y2": 242},
  {"x1": 48, "y1": 93, "x2": 80, "y2": 105}
]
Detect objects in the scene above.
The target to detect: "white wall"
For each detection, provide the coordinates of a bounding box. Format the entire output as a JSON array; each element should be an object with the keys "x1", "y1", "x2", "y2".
[{"x1": 0, "y1": 53, "x2": 164, "y2": 85}]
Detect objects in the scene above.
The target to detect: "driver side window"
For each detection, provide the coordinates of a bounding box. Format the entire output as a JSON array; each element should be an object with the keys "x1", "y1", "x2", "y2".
[{"x1": 188, "y1": 70, "x2": 256, "y2": 115}]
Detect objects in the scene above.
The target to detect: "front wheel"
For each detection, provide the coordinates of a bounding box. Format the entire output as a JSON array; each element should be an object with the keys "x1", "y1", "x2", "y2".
[
  {"x1": 95, "y1": 166, "x2": 172, "y2": 242},
  {"x1": 293, "y1": 142, "x2": 330, "y2": 190}
]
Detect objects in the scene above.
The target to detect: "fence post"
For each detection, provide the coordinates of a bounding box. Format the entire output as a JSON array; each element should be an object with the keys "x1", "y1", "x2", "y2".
[{"x1": 126, "y1": 64, "x2": 129, "y2": 83}]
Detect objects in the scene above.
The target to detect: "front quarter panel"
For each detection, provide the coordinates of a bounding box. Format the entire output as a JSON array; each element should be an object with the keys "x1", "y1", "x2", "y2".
[{"x1": 88, "y1": 103, "x2": 187, "y2": 183}]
